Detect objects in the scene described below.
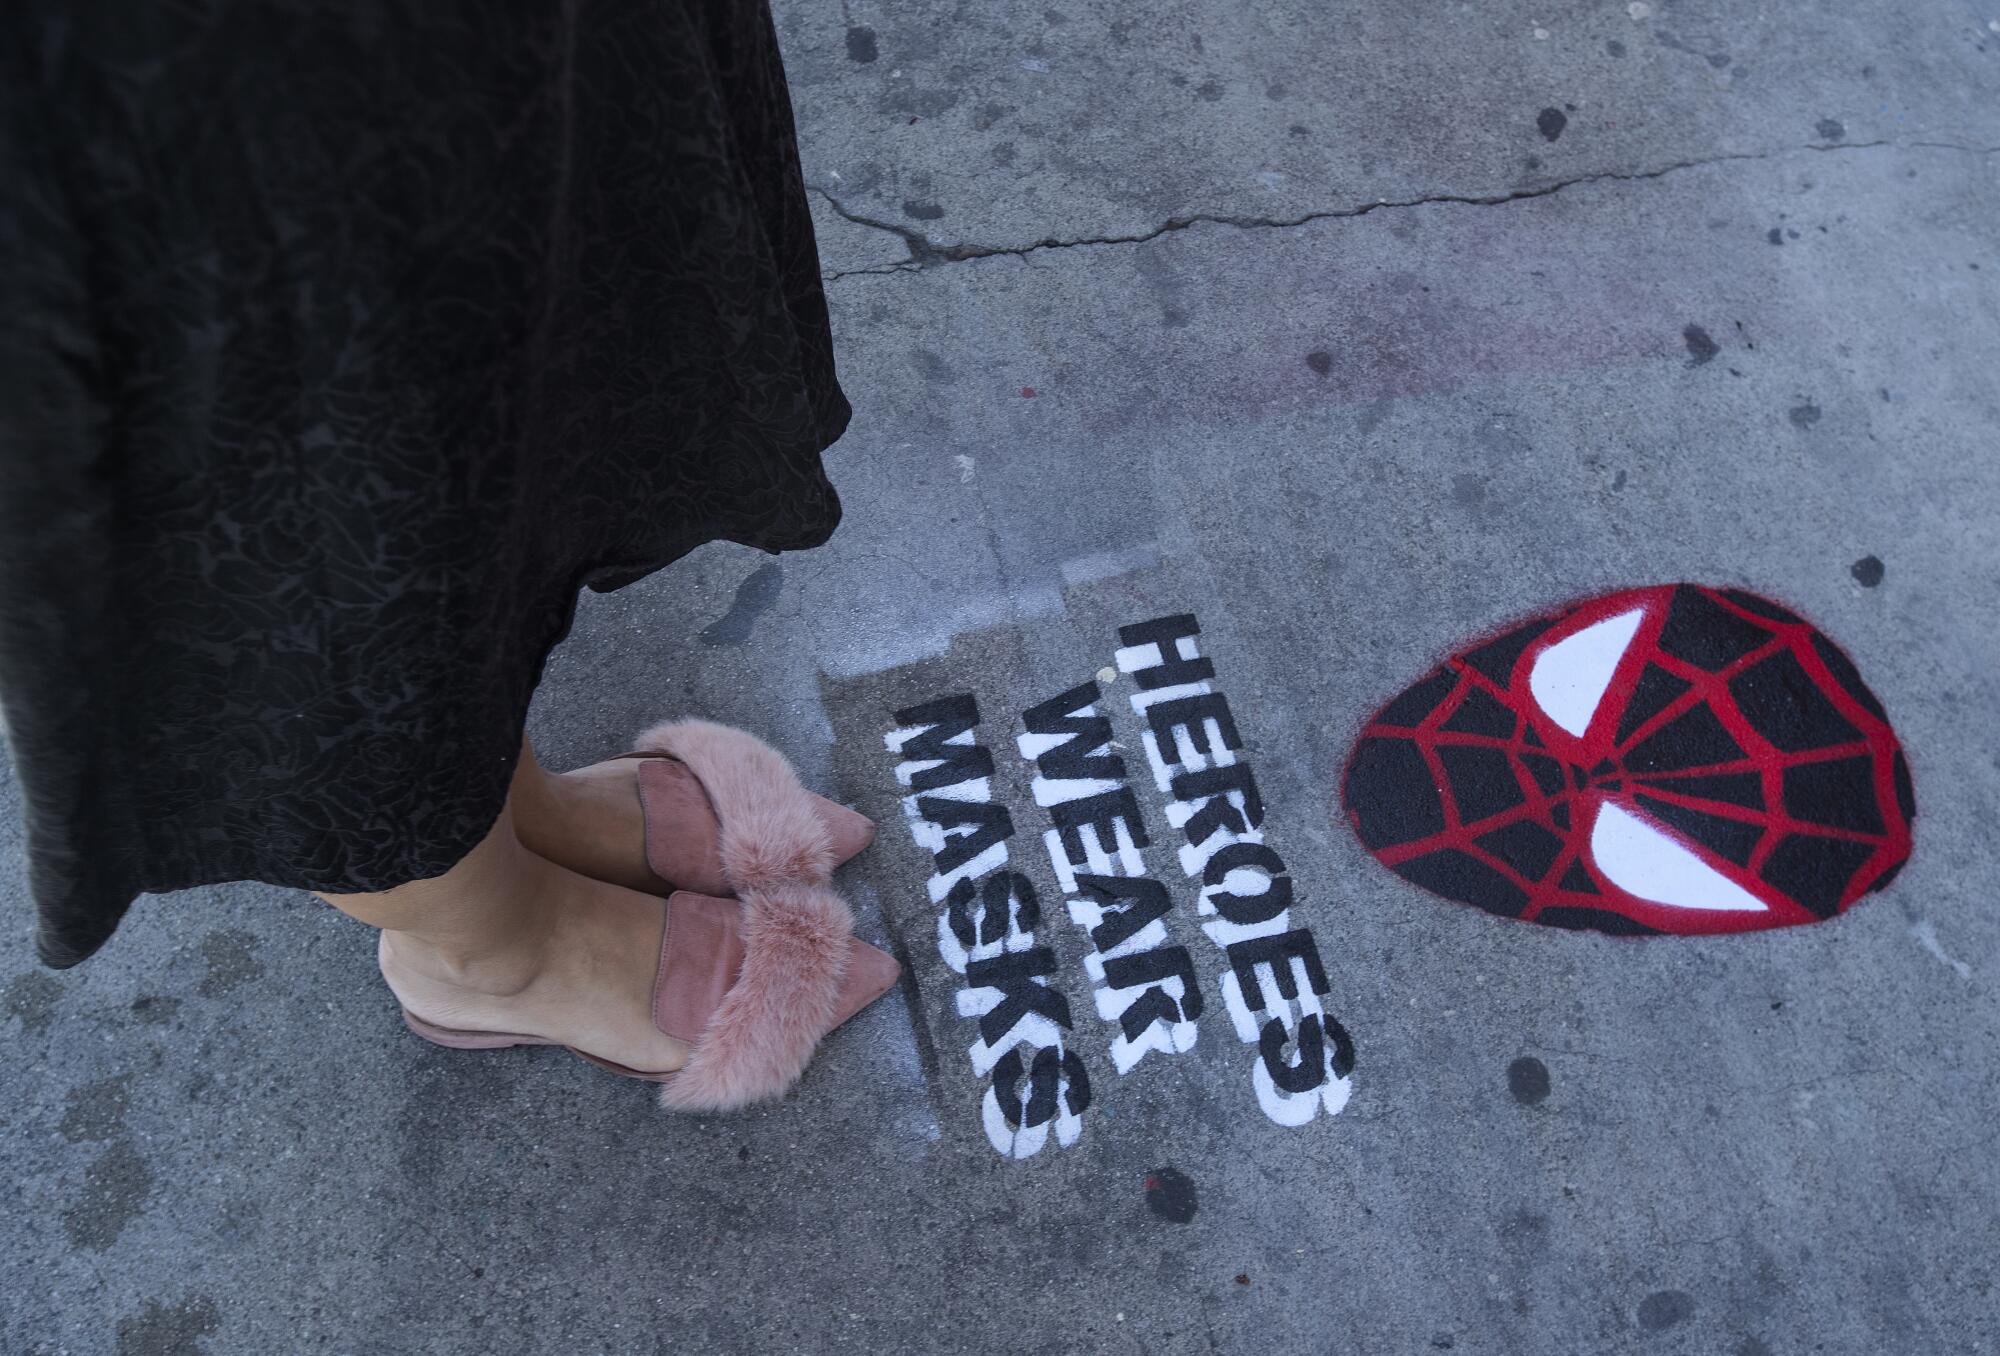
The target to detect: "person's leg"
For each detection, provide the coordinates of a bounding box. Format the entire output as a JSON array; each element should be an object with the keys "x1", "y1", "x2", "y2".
[
  {"x1": 507, "y1": 739, "x2": 660, "y2": 892},
  {"x1": 317, "y1": 796, "x2": 691, "y2": 1074}
]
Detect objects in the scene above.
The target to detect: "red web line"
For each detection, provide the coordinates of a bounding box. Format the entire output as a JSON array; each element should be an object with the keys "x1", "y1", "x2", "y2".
[
  {"x1": 1624, "y1": 594, "x2": 1904, "y2": 889},
  {"x1": 1353, "y1": 585, "x2": 1911, "y2": 931},
  {"x1": 1370, "y1": 661, "x2": 1589, "y2": 907}
]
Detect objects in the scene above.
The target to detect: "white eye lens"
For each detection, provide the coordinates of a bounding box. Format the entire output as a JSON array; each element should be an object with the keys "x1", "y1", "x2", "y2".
[
  {"x1": 1529, "y1": 608, "x2": 1645, "y2": 737},
  {"x1": 1588, "y1": 802, "x2": 1767, "y2": 912}
]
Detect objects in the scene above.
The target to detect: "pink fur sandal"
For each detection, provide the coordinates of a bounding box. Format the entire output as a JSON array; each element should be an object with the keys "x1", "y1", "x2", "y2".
[
  {"x1": 397, "y1": 890, "x2": 901, "y2": 1111},
  {"x1": 614, "y1": 719, "x2": 875, "y2": 896},
  {"x1": 622, "y1": 720, "x2": 894, "y2": 1108}
]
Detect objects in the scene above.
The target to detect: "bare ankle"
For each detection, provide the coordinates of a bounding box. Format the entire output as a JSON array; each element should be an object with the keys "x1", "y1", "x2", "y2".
[
  {"x1": 508, "y1": 745, "x2": 570, "y2": 831},
  {"x1": 380, "y1": 924, "x2": 547, "y2": 998}
]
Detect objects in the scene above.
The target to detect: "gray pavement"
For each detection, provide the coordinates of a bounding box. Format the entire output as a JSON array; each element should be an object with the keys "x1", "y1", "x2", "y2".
[{"x1": 6, "y1": 1, "x2": 2000, "y2": 1353}]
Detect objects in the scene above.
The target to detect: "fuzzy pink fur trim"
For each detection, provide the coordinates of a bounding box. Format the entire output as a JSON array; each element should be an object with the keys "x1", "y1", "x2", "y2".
[
  {"x1": 658, "y1": 882, "x2": 853, "y2": 1111},
  {"x1": 634, "y1": 720, "x2": 856, "y2": 1111},
  {"x1": 634, "y1": 720, "x2": 837, "y2": 889}
]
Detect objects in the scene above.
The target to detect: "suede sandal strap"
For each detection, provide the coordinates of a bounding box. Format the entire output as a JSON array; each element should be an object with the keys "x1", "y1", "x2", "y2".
[
  {"x1": 632, "y1": 758, "x2": 730, "y2": 896},
  {"x1": 652, "y1": 891, "x2": 744, "y2": 1044}
]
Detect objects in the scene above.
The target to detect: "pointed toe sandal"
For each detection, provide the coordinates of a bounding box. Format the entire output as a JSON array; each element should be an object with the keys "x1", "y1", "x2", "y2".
[
  {"x1": 398, "y1": 890, "x2": 902, "y2": 1111},
  {"x1": 616, "y1": 719, "x2": 875, "y2": 898}
]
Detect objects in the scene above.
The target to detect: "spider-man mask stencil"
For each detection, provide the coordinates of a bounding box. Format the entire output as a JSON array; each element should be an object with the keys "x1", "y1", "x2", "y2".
[{"x1": 1342, "y1": 585, "x2": 1914, "y2": 936}]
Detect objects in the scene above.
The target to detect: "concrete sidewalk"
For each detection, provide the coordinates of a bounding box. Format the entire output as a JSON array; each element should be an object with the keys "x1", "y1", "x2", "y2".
[{"x1": 6, "y1": 1, "x2": 1999, "y2": 1352}]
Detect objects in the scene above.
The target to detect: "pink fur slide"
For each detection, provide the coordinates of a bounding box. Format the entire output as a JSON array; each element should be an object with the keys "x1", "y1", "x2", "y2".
[{"x1": 630, "y1": 720, "x2": 896, "y2": 1112}]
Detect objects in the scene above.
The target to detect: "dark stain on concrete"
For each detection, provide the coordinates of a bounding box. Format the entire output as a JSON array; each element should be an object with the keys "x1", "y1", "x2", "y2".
[
  {"x1": 1305, "y1": 349, "x2": 1333, "y2": 377},
  {"x1": 1145, "y1": 1166, "x2": 1198, "y2": 1223},
  {"x1": 1507, "y1": 1055, "x2": 1551, "y2": 1105},
  {"x1": 1788, "y1": 402, "x2": 1823, "y2": 429},
  {"x1": 1816, "y1": 117, "x2": 1847, "y2": 142},
  {"x1": 911, "y1": 348, "x2": 959, "y2": 385},
  {"x1": 1656, "y1": 29, "x2": 1732, "y2": 68},
  {"x1": 699, "y1": 563, "x2": 784, "y2": 647},
  {"x1": 1851, "y1": 555, "x2": 1885, "y2": 588},
  {"x1": 1606, "y1": 39, "x2": 1626, "y2": 57},
  {"x1": 901, "y1": 199, "x2": 946, "y2": 221},
  {"x1": 130, "y1": 994, "x2": 180, "y2": 1025},
  {"x1": 4, "y1": 970, "x2": 61, "y2": 1034},
  {"x1": 844, "y1": 26, "x2": 878, "y2": 63},
  {"x1": 1683, "y1": 324, "x2": 1720, "y2": 366},
  {"x1": 60, "y1": 1074, "x2": 134, "y2": 1142},
  {"x1": 64, "y1": 1138, "x2": 154, "y2": 1250},
  {"x1": 971, "y1": 101, "x2": 1010, "y2": 131},
  {"x1": 198, "y1": 929, "x2": 263, "y2": 998},
  {"x1": 116, "y1": 1295, "x2": 221, "y2": 1356},
  {"x1": 1637, "y1": 1289, "x2": 1696, "y2": 1330},
  {"x1": 1451, "y1": 473, "x2": 1488, "y2": 507},
  {"x1": 1767, "y1": 226, "x2": 1784, "y2": 245},
  {"x1": 1734, "y1": 1338, "x2": 1775, "y2": 1356},
  {"x1": 1196, "y1": 79, "x2": 1224, "y2": 102},
  {"x1": 1537, "y1": 107, "x2": 1568, "y2": 141}
]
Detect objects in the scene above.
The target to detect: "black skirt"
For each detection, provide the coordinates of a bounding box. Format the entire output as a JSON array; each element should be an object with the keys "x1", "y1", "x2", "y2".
[{"x1": 0, "y1": 1, "x2": 849, "y2": 967}]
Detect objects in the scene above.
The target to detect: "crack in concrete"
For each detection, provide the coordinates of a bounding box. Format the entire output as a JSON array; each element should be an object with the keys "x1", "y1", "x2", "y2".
[{"x1": 815, "y1": 138, "x2": 2000, "y2": 281}]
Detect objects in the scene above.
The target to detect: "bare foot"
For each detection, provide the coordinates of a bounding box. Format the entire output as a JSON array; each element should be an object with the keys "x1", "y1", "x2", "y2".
[
  {"x1": 511, "y1": 754, "x2": 664, "y2": 893},
  {"x1": 377, "y1": 852, "x2": 692, "y2": 1076}
]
